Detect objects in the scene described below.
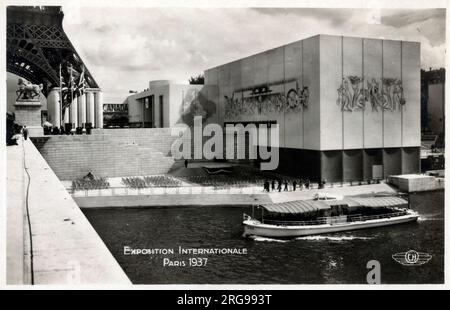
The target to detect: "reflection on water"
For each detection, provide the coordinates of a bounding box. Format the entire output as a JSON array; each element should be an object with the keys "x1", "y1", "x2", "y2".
[{"x1": 83, "y1": 191, "x2": 444, "y2": 284}]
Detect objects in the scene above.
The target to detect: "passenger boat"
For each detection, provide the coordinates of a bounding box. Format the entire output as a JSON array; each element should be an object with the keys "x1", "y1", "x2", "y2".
[{"x1": 242, "y1": 195, "x2": 419, "y2": 238}]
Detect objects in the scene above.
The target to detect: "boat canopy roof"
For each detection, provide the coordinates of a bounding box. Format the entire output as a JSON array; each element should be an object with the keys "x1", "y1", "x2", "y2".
[
  {"x1": 259, "y1": 200, "x2": 330, "y2": 214},
  {"x1": 260, "y1": 196, "x2": 408, "y2": 214},
  {"x1": 347, "y1": 196, "x2": 408, "y2": 208},
  {"x1": 324, "y1": 196, "x2": 408, "y2": 208}
]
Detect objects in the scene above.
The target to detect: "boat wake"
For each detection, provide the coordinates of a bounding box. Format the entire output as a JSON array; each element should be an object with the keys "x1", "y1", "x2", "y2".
[
  {"x1": 418, "y1": 213, "x2": 443, "y2": 222},
  {"x1": 295, "y1": 235, "x2": 372, "y2": 242},
  {"x1": 247, "y1": 235, "x2": 289, "y2": 243},
  {"x1": 246, "y1": 234, "x2": 371, "y2": 242}
]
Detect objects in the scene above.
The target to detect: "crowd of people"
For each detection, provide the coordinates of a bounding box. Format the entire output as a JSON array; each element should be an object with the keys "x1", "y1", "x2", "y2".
[
  {"x1": 121, "y1": 176, "x2": 182, "y2": 188},
  {"x1": 144, "y1": 175, "x2": 182, "y2": 187},
  {"x1": 43, "y1": 124, "x2": 93, "y2": 135},
  {"x1": 262, "y1": 179, "x2": 314, "y2": 192},
  {"x1": 72, "y1": 177, "x2": 110, "y2": 191},
  {"x1": 179, "y1": 174, "x2": 266, "y2": 188}
]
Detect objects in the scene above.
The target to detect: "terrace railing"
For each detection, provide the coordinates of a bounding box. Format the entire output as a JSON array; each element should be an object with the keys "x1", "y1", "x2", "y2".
[{"x1": 69, "y1": 176, "x2": 387, "y2": 196}]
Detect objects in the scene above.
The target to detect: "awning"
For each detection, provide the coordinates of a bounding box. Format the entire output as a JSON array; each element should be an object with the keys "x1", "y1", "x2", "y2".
[
  {"x1": 260, "y1": 200, "x2": 330, "y2": 214},
  {"x1": 323, "y1": 199, "x2": 361, "y2": 207},
  {"x1": 345, "y1": 197, "x2": 408, "y2": 208}
]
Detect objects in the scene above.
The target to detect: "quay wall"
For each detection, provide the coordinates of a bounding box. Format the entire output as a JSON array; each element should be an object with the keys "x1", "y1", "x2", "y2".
[
  {"x1": 388, "y1": 174, "x2": 445, "y2": 192},
  {"x1": 6, "y1": 138, "x2": 131, "y2": 284},
  {"x1": 74, "y1": 193, "x2": 271, "y2": 208}
]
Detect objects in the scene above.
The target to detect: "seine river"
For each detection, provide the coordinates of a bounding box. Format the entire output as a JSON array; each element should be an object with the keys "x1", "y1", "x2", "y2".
[{"x1": 83, "y1": 190, "x2": 444, "y2": 284}]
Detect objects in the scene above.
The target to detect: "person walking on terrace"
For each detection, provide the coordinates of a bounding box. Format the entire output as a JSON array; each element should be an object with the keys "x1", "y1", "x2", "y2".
[
  {"x1": 263, "y1": 180, "x2": 270, "y2": 192},
  {"x1": 22, "y1": 125, "x2": 29, "y2": 140}
]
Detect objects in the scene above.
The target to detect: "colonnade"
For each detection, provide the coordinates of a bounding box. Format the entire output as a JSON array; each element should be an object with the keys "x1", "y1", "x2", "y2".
[{"x1": 47, "y1": 87, "x2": 103, "y2": 129}]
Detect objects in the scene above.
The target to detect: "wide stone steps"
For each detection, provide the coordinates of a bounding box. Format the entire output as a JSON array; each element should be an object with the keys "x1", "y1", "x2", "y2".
[{"x1": 34, "y1": 129, "x2": 179, "y2": 180}]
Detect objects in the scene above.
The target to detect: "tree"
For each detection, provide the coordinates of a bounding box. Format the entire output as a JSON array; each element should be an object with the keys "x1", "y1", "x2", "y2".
[{"x1": 188, "y1": 74, "x2": 204, "y2": 85}]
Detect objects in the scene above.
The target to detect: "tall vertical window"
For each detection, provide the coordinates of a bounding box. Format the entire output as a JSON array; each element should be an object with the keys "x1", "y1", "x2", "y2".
[{"x1": 159, "y1": 95, "x2": 164, "y2": 127}]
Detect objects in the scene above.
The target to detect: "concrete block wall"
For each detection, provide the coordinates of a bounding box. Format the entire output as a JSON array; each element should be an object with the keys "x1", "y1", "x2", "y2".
[
  {"x1": 34, "y1": 129, "x2": 179, "y2": 180},
  {"x1": 319, "y1": 35, "x2": 420, "y2": 151},
  {"x1": 205, "y1": 34, "x2": 420, "y2": 152}
]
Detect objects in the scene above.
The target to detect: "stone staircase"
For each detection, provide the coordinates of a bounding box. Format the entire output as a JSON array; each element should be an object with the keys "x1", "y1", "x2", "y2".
[
  {"x1": 421, "y1": 131, "x2": 438, "y2": 149},
  {"x1": 92, "y1": 128, "x2": 178, "y2": 156},
  {"x1": 34, "y1": 128, "x2": 179, "y2": 180}
]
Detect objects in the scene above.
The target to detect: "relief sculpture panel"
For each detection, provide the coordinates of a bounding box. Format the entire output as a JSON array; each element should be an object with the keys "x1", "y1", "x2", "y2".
[
  {"x1": 224, "y1": 79, "x2": 309, "y2": 119},
  {"x1": 337, "y1": 76, "x2": 405, "y2": 112}
]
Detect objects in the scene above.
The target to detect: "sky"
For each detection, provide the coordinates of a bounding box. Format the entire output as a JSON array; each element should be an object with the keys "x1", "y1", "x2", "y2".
[{"x1": 61, "y1": 6, "x2": 446, "y2": 103}]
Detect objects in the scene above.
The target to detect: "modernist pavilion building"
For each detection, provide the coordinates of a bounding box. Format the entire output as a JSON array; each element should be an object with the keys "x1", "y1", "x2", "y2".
[{"x1": 127, "y1": 34, "x2": 421, "y2": 182}]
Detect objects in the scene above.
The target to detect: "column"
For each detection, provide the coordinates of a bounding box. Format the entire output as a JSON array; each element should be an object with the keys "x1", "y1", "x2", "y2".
[
  {"x1": 94, "y1": 91, "x2": 104, "y2": 128},
  {"x1": 64, "y1": 107, "x2": 70, "y2": 124},
  {"x1": 70, "y1": 96, "x2": 78, "y2": 129},
  {"x1": 86, "y1": 91, "x2": 95, "y2": 127},
  {"x1": 47, "y1": 88, "x2": 61, "y2": 128},
  {"x1": 78, "y1": 93, "x2": 87, "y2": 128}
]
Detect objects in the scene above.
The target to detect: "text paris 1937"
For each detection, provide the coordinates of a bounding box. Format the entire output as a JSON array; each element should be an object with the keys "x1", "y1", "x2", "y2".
[{"x1": 163, "y1": 257, "x2": 208, "y2": 267}]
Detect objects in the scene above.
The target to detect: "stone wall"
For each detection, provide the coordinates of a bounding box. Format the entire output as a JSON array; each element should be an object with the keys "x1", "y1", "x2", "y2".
[{"x1": 14, "y1": 104, "x2": 41, "y2": 126}]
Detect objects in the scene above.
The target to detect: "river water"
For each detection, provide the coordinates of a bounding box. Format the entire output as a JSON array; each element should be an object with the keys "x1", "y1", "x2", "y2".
[{"x1": 82, "y1": 190, "x2": 444, "y2": 284}]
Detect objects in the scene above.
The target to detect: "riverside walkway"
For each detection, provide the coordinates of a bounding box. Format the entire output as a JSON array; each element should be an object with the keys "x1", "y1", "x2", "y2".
[
  {"x1": 71, "y1": 177, "x2": 397, "y2": 208},
  {"x1": 6, "y1": 138, "x2": 130, "y2": 285}
]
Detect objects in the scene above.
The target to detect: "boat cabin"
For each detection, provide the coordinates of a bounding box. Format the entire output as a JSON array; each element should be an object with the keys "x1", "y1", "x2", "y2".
[{"x1": 252, "y1": 196, "x2": 410, "y2": 226}]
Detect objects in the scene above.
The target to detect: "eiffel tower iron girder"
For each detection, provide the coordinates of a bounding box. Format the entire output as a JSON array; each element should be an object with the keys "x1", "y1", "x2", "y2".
[{"x1": 7, "y1": 6, "x2": 99, "y2": 96}]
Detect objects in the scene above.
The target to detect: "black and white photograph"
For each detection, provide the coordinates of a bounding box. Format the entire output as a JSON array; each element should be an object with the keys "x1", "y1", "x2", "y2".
[{"x1": 1, "y1": 0, "x2": 447, "y2": 291}]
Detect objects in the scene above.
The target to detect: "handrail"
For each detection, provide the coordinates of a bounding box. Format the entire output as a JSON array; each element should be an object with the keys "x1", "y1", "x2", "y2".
[
  {"x1": 255, "y1": 211, "x2": 410, "y2": 227},
  {"x1": 348, "y1": 211, "x2": 409, "y2": 221},
  {"x1": 263, "y1": 218, "x2": 329, "y2": 226},
  {"x1": 70, "y1": 184, "x2": 272, "y2": 197},
  {"x1": 69, "y1": 184, "x2": 263, "y2": 192}
]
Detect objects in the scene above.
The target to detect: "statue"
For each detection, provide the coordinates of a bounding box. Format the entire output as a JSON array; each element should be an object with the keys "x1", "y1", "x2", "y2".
[{"x1": 16, "y1": 78, "x2": 43, "y2": 101}]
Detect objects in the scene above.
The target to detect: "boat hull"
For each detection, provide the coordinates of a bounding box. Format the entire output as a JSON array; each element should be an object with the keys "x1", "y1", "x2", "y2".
[{"x1": 243, "y1": 213, "x2": 419, "y2": 238}]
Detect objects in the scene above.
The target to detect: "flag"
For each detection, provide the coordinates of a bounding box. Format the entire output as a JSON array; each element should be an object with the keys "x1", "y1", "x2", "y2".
[
  {"x1": 60, "y1": 63, "x2": 86, "y2": 111},
  {"x1": 60, "y1": 63, "x2": 74, "y2": 111},
  {"x1": 59, "y1": 63, "x2": 64, "y2": 122},
  {"x1": 59, "y1": 63, "x2": 72, "y2": 120},
  {"x1": 74, "y1": 65, "x2": 86, "y2": 97}
]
